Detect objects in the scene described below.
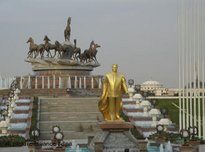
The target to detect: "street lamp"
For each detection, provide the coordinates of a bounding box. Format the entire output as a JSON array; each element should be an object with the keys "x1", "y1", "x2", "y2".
[
  {"x1": 134, "y1": 84, "x2": 141, "y2": 93},
  {"x1": 133, "y1": 93, "x2": 142, "y2": 108},
  {"x1": 160, "y1": 108, "x2": 167, "y2": 118},
  {"x1": 188, "y1": 126, "x2": 198, "y2": 140},
  {"x1": 181, "y1": 129, "x2": 190, "y2": 145},
  {"x1": 158, "y1": 118, "x2": 172, "y2": 131},
  {"x1": 151, "y1": 99, "x2": 157, "y2": 108},
  {"x1": 55, "y1": 132, "x2": 64, "y2": 147},
  {"x1": 52, "y1": 125, "x2": 61, "y2": 133},
  {"x1": 140, "y1": 100, "x2": 151, "y2": 116},
  {"x1": 66, "y1": 88, "x2": 71, "y2": 95},
  {"x1": 156, "y1": 124, "x2": 164, "y2": 134},
  {"x1": 143, "y1": 92, "x2": 147, "y2": 99},
  {"x1": 31, "y1": 128, "x2": 40, "y2": 143},
  {"x1": 128, "y1": 79, "x2": 134, "y2": 87},
  {"x1": 149, "y1": 109, "x2": 161, "y2": 127},
  {"x1": 2, "y1": 109, "x2": 7, "y2": 121}
]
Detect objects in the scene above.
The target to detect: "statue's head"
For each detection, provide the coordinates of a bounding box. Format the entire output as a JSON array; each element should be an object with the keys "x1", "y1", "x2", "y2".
[{"x1": 112, "y1": 64, "x2": 118, "y2": 73}]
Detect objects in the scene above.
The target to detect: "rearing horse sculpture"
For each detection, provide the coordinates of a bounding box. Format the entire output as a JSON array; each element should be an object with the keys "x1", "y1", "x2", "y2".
[
  {"x1": 78, "y1": 41, "x2": 100, "y2": 63},
  {"x1": 64, "y1": 17, "x2": 71, "y2": 41},
  {"x1": 27, "y1": 37, "x2": 44, "y2": 58},
  {"x1": 83, "y1": 41, "x2": 100, "y2": 63}
]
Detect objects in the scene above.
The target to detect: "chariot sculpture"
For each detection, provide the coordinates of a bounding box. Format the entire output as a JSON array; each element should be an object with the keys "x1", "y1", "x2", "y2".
[{"x1": 26, "y1": 17, "x2": 100, "y2": 65}]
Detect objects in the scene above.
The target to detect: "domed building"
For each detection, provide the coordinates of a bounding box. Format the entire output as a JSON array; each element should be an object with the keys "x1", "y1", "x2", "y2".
[{"x1": 141, "y1": 80, "x2": 167, "y2": 96}]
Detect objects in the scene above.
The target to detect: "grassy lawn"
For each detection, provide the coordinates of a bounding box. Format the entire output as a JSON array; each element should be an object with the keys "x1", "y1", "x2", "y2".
[{"x1": 155, "y1": 99, "x2": 179, "y2": 127}]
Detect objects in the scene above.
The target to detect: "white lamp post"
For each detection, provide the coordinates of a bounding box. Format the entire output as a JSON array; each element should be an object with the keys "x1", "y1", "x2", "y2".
[
  {"x1": 149, "y1": 108, "x2": 161, "y2": 127},
  {"x1": 158, "y1": 118, "x2": 172, "y2": 131},
  {"x1": 133, "y1": 93, "x2": 142, "y2": 108},
  {"x1": 0, "y1": 121, "x2": 8, "y2": 134},
  {"x1": 140, "y1": 100, "x2": 151, "y2": 117},
  {"x1": 55, "y1": 132, "x2": 64, "y2": 148},
  {"x1": 128, "y1": 87, "x2": 135, "y2": 99}
]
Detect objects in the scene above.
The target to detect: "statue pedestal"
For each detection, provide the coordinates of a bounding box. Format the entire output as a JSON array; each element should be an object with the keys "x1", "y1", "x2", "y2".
[{"x1": 88, "y1": 121, "x2": 139, "y2": 152}]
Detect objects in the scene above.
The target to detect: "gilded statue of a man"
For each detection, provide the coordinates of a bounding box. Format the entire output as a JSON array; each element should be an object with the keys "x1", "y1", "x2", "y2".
[{"x1": 98, "y1": 64, "x2": 128, "y2": 121}]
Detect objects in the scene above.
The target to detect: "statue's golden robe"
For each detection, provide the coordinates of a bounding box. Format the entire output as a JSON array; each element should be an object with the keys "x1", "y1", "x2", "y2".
[{"x1": 98, "y1": 72, "x2": 128, "y2": 120}]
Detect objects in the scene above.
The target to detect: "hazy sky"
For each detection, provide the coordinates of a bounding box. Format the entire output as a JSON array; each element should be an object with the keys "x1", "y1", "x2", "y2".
[{"x1": 0, "y1": 0, "x2": 178, "y2": 88}]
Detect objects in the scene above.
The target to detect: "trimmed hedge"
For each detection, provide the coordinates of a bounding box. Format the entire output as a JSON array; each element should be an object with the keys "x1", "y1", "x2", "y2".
[
  {"x1": 0, "y1": 135, "x2": 25, "y2": 147},
  {"x1": 29, "y1": 96, "x2": 38, "y2": 138}
]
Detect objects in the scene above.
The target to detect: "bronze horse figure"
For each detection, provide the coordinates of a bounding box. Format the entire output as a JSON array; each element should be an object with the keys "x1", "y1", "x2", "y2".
[
  {"x1": 54, "y1": 41, "x2": 66, "y2": 57},
  {"x1": 81, "y1": 41, "x2": 100, "y2": 63},
  {"x1": 27, "y1": 37, "x2": 44, "y2": 58},
  {"x1": 43, "y1": 35, "x2": 56, "y2": 57},
  {"x1": 54, "y1": 41, "x2": 74, "y2": 58},
  {"x1": 72, "y1": 39, "x2": 81, "y2": 61},
  {"x1": 78, "y1": 51, "x2": 87, "y2": 63}
]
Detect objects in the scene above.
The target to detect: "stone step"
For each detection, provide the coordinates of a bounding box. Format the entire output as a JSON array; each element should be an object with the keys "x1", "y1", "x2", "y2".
[
  {"x1": 10, "y1": 119, "x2": 28, "y2": 123},
  {"x1": 41, "y1": 102, "x2": 98, "y2": 106},
  {"x1": 41, "y1": 102, "x2": 99, "y2": 106},
  {"x1": 40, "y1": 98, "x2": 99, "y2": 104},
  {"x1": 40, "y1": 112, "x2": 102, "y2": 121},
  {"x1": 39, "y1": 121, "x2": 99, "y2": 132},
  {"x1": 40, "y1": 130, "x2": 96, "y2": 140},
  {"x1": 40, "y1": 106, "x2": 99, "y2": 113},
  {"x1": 39, "y1": 97, "x2": 101, "y2": 140}
]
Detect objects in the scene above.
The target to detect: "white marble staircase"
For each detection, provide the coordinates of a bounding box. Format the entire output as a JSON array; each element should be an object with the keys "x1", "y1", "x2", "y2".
[{"x1": 1, "y1": 98, "x2": 32, "y2": 139}]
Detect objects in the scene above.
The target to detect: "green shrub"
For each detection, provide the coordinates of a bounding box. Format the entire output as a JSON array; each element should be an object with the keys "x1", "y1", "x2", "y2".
[{"x1": 0, "y1": 135, "x2": 25, "y2": 147}]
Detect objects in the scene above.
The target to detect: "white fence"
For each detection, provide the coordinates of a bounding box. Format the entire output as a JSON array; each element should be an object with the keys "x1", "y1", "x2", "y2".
[
  {"x1": 0, "y1": 76, "x2": 15, "y2": 90},
  {"x1": 19, "y1": 75, "x2": 103, "y2": 90}
]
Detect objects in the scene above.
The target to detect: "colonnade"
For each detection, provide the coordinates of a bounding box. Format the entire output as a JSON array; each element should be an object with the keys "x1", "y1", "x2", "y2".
[
  {"x1": 19, "y1": 75, "x2": 103, "y2": 90},
  {"x1": 0, "y1": 77, "x2": 15, "y2": 90}
]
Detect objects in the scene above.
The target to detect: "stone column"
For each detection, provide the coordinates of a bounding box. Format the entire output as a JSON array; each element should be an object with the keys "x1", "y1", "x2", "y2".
[
  {"x1": 79, "y1": 77, "x2": 82, "y2": 89},
  {"x1": 84, "y1": 76, "x2": 86, "y2": 89},
  {"x1": 68, "y1": 76, "x2": 71, "y2": 88},
  {"x1": 74, "y1": 76, "x2": 77, "y2": 89},
  {"x1": 42, "y1": 76, "x2": 44, "y2": 89},
  {"x1": 28, "y1": 75, "x2": 31, "y2": 89},
  {"x1": 91, "y1": 77, "x2": 94, "y2": 89},
  {"x1": 59, "y1": 77, "x2": 61, "y2": 89},
  {"x1": 47, "y1": 76, "x2": 50, "y2": 89},
  {"x1": 53, "y1": 75, "x2": 56, "y2": 89},
  {"x1": 20, "y1": 76, "x2": 23, "y2": 89},
  {"x1": 35, "y1": 76, "x2": 38, "y2": 89},
  {"x1": 0, "y1": 76, "x2": 2, "y2": 89},
  {"x1": 98, "y1": 77, "x2": 102, "y2": 89}
]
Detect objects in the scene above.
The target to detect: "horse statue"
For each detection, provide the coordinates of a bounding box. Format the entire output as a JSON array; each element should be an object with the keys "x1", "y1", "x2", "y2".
[
  {"x1": 64, "y1": 17, "x2": 71, "y2": 41},
  {"x1": 54, "y1": 41, "x2": 74, "y2": 59},
  {"x1": 78, "y1": 51, "x2": 87, "y2": 63},
  {"x1": 27, "y1": 37, "x2": 45, "y2": 58},
  {"x1": 72, "y1": 39, "x2": 81, "y2": 61},
  {"x1": 54, "y1": 41, "x2": 66, "y2": 57},
  {"x1": 43, "y1": 35, "x2": 56, "y2": 57},
  {"x1": 81, "y1": 41, "x2": 100, "y2": 63}
]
